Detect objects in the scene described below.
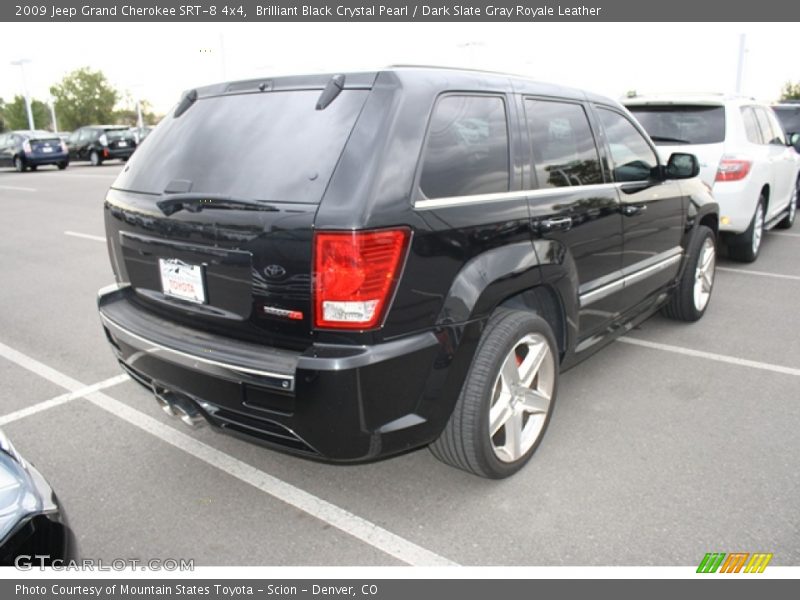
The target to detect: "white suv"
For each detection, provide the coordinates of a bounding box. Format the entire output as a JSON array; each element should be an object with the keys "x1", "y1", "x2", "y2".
[{"x1": 625, "y1": 95, "x2": 799, "y2": 262}]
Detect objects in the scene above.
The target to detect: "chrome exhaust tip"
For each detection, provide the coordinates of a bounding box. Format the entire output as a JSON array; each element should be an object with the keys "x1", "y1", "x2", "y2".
[
  {"x1": 171, "y1": 397, "x2": 206, "y2": 428},
  {"x1": 154, "y1": 387, "x2": 178, "y2": 417}
]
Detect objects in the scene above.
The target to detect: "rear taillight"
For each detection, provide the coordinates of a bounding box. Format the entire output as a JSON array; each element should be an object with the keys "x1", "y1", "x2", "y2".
[
  {"x1": 22, "y1": 141, "x2": 31, "y2": 154},
  {"x1": 715, "y1": 157, "x2": 752, "y2": 182},
  {"x1": 60, "y1": 140, "x2": 67, "y2": 153},
  {"x1": 313, "y1": 228, "x2": 410, "y2": 330}
]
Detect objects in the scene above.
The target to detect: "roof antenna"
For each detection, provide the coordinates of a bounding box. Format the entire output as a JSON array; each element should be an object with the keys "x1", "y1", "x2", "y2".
[{"x1": 316, "y1": 74, "x2": 345, "y2": 110}]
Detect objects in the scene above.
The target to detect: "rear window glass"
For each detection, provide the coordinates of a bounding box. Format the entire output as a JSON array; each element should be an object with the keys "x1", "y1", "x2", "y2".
[
  {"x1": 627, "y1": 105, "x2": 726, "y2": 144},
  {"x1": 113, "y1": 90, "x2": 368, "y2": 203},
  {"x1": 106, "y1": 129, "x2": 132, "y2": 141},
  {"x1": 773, "y1": 107, "x2": 800, "y2": 134},
  {"x1": 419, "y1": 95, "x2": 509, "y2": 199}
]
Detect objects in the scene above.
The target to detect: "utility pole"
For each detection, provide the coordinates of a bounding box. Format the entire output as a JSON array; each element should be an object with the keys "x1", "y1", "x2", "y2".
[
  {"x1": 49, "y1": 98, "x2": 58, "y2": 132},
  {"x1": 10, "y1": 59, "x2": 35, "y2": 130},
  {"x1": 735, "y1": 34, "x2": 746, "y2": 95}
]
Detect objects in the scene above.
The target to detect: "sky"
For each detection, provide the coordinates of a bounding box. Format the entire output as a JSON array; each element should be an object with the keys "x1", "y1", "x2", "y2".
[{"x1": 0, "y1": 22, "x2": 797, "y2": 118}]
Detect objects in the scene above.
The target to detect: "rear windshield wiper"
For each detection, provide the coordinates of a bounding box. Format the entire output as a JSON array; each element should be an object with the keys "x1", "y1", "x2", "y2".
[
  {"x1": 649, "y1": 135, "x2": 692, "y2": 144},
  {"x1": 157, "y1": 193, "x2": 278, "y2": 216}
]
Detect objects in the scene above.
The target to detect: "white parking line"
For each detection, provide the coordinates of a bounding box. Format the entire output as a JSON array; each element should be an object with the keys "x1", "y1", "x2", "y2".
[
  {"x1": 0, "y1": 339, "x2": 457, "y2": 567},
  {"x1": 64, "y1": 231, "x2": 107, "y2": 243},
  {"x1": 717, "y1": 267, "x2": 800, "y2": 282},
  {"x1": 618, "y1": 337, "x2": 800, "y2": 378},
  {"x1": 0, "y1": 185, "x2": 36, "y2": 192},
  {"x1": 0, "y1": 374, "x2": 129, "y2": 426}
]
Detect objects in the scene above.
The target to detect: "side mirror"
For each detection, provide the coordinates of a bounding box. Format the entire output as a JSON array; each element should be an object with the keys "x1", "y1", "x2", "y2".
[
  {"x1": 789, "y1": 132, "x2": 800, "y2": 150},
  {"x1": 666, "y1": 152, "x2": 700, "y2": 179}
]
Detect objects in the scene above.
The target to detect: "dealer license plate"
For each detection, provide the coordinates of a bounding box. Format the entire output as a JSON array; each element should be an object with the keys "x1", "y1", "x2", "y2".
[{"x1": 159, "y1": 259, "x2": 206, "y2": 304}]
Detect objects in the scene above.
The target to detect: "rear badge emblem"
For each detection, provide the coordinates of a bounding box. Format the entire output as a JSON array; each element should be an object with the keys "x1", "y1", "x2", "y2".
[{"x1": 263, "y1": 264, "x2": 287, "y2": 279}]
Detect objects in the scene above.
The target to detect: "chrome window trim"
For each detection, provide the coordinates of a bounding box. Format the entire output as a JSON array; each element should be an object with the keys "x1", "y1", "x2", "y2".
[{"x1": 414, "y1": 182, "x2": 620, "y2": 210}]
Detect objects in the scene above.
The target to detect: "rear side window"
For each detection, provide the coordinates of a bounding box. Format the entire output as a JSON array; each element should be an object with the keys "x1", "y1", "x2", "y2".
[
  {"x1": 741, "y1": 107, "x2": 763, "y2": 144},
  {"x1": 419, "y1": 95, "x2": 509, "y2": 199},
  {"x1": 113, "y1": 89, "x2": 369, "y2": 203},
  {"x1": 627, "y1": 105, "x2": 725, "y2": 145},
  {"x1": 524, "y1": 99, "x2": 603, "y2": 188},
  {"x1": 597, "y1": 108, "x2": 658, "y2": 182}
]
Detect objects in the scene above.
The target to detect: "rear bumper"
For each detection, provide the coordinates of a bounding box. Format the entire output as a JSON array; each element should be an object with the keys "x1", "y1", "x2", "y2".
[
  {"x1": 713, "y1": 180, "x2": 760, "y2": 233},
  {"x1": 26, "y1": 153, "x2": 68, "y2": 166},
  {"x1": 98, "y1": 284, "x2": 450, "y2": 462},
  {"x1": 104, "y1": 147, "x2": 135, "y2": 160}
]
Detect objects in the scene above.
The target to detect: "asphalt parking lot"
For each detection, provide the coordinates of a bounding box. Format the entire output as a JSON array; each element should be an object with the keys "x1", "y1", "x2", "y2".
[{"x1": 1, "y1": 164, "x2": 798, "y2": 567}]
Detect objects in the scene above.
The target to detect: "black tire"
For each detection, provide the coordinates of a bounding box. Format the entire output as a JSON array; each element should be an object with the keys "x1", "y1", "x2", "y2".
[
  {"x1": 429, "y1": 309, "x2": 559, "y2": 479},
  {"x1": 57, "y1": 162, "x2": 68, "y2": 170},
  {"x1": 776, "y1": 178, "x2": 798, "y2": 230},
  {"x1": 728, "y1": 196, "x2": 765, "y2": 263},
  {"x1": 662, "y1": 225, "x2": 716, "y2": 322},
  {"x1": 89, "y1": 151, "x2": 102, "y2": 166},
  {"x1": 29, "y1": 164, "x2": 37, "y2": 171},
  {"x1": 13, "y1": 156, "x2": 25, "y2": 172}
]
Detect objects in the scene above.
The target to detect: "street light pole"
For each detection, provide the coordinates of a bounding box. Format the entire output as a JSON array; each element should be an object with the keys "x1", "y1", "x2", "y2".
[
  {"x1": 48, "y1": 98, "x2": 59, "y2": 132},
  {"x1": 10, "y1": 58, "x2": 35, "y2": 130}
]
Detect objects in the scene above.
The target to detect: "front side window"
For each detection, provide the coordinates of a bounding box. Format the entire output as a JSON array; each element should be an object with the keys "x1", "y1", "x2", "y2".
[
  {"x1": 419, "y1": 95, "x2": 509, "y2": 199},
  {"x1": 525, "y1": 99, "x2": 603, "y2": 188},
  {"x1": 597, "y1": 108, "x2": 658, "y2": 182}
]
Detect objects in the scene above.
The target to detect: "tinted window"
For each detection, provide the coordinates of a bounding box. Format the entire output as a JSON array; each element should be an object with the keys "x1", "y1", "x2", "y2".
[
  {"x1": 525, "y1": 100, "x2": 603, "y2": 188},
  {"x1": 419, "y1": 95, "x2": 509, "y2": 198},
  {"x1": 741, "y1": 107, "x2": 763, "y2": 144},
  {"x1": 597, "y1": 109, "x2": 658, "y2": 182},
  {"x1": 773, "y1": 106, "x2": 800, "y2": 134},
  {"x1": 754, "y1": 108, "x2": 780, "y2": 145},
  {"x1": 113, "y1": 90, "x2": 369, "y2": 203},
  {"x1": 627, "y1": 105, "x2": 725, "y2": 144},
  {"x1": 106, "y1": 129, "x2": 132, "y2": 141}
]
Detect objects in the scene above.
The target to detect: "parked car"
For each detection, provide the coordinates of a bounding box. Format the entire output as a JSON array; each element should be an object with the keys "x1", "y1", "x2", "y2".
[
  {"x1": 626, "y1": 94, "x2": 799, "y2": 262},
  {"x1": 0, "y1": 130, "x2": 68, "y2": 172},
  {"x1": 772, "y1": 102, "x2": 800, "y2": 153},
  {"x1": 97, "y1": 68, "x2": 718, "y2": 478},
  {"x1": 67, "y1": 125, "x2": 137, "y2": 166},
  {"x1": 0, "y1": 428, "x2": 75, "y2": 566}
]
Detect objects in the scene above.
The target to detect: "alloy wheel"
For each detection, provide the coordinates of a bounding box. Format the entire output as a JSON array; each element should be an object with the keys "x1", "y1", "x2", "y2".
[
  {"x1": 489, "y1": 333, "x2": 555, "y2": 463},
  {"x1": 752, "y1": 204, "x2": 764, "y2": 256},
  {"x1": 693, "y1": 237, "x2": 715, "y2": 312}
]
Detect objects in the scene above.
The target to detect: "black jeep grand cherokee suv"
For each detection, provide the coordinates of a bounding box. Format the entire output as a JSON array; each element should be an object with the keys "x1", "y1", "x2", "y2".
[{"x1": 98, "y1": 68, "x2": 718, "y2": 478}]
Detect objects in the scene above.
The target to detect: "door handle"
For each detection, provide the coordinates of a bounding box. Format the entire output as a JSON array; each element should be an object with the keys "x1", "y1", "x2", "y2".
[
  {"x1": 622, "y1": 204, "x2": 647, "y2": 217},
  {"x1": 539, "y1": 216, "x2": 573, "y2": 232}
]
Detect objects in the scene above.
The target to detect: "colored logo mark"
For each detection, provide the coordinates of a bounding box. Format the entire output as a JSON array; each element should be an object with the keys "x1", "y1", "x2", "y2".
[{"x1": 697, "y1": 552, "x2": 773, "y2": 573}]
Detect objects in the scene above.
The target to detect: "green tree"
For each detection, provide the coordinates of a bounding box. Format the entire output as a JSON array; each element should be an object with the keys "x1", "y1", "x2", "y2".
[
  {"x1": 1, "y1": 95, "x2": 52, "y2": 130},
  {"x1": 780, "y1": 81, "x2": 800, "y2": 101},
  {"x1": 49, "y1": 67, "x2": 119, "y2": 130}
]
